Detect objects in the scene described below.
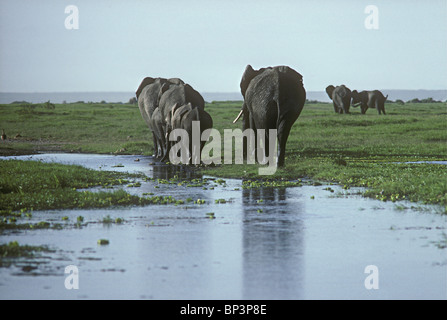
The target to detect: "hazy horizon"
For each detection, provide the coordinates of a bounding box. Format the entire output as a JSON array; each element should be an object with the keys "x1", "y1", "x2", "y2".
[
  {"x1": 1, "y1": 89, "x2": 446, "y2": 104},
  {"x1": 1, "y1": 0, "x2": 446, "y2": 94}
]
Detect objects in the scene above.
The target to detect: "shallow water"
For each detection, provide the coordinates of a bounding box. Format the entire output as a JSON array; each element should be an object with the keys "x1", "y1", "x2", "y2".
[{"x1": 0, "y1": 153, "x2": 446, "y2": 299}]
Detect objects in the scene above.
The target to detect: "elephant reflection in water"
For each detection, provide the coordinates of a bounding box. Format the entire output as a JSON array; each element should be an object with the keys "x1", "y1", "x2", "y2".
[
  {"x1": 151, "y1": 163, "x2": 202, "y2": 180},
  {"x1": 240, "y1": 186, "x2": 305, "y2": 299}
]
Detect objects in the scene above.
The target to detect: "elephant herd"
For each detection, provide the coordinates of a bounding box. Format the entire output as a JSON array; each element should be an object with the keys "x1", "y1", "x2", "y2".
[
  {"x1": 135, "y1": 77, "x2": 213, "y2": 162},
  {"x1": 325, "y1": 84, "x2": 388, "y2": 115},
  {"x1": 136, "y1": 65, "x2": 388, "y2": 167}
]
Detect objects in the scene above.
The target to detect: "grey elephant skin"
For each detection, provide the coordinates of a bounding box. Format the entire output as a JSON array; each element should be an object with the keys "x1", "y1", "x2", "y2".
[
  {"x1": 325, "y1": 85, "x2": 352, "y2": 114},
  {"x1": 351, "y1": 90, "x2": 388, "y2": 115},
  {"x1": 234, "y1": 65, "x2": 306, "y2": 167},
  {"x1": 165, "y1": 102, "x2": 213, "y2": 164}
]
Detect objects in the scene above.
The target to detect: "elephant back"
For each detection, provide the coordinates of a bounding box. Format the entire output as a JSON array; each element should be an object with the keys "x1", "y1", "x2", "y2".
[{"x1": 159, "y1": 83, "x2": 205, "y2": 121}]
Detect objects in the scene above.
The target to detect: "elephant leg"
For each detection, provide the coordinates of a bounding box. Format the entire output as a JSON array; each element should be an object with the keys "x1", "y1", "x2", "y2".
[
  {"x1": 152, "y1": 132, "x2": 158, "y2": 157},
  {"x1": 257, "y1": 129, "x2": 269, "y2": 164},
  {"x1": 376, "y1": 102, "x2": 381, "y2": 115},
  {"x1": 343, "y1": 104, "x2": 350, "y2": 114},
  {"x1": 249, "y1": 114, "x2": 257, "y2": 161},
  {"x1": 242, "y1": 110, "x2": 250, "y2": 159},
  {"x1": 361, "y1": 104, "x2": 367, "y2": 114},
  {"x1": 333, "y1": 102, "x2": 338, "y2": 113},
  {"x1": 377, "y1": 101, "x2": 386, "y2": 114},
  {"x1": 276, "y1": 115, "x2": 295, "y2": 167},
  {"x1": 160, "y1": 126, "x2": 169, "y2": 162}
]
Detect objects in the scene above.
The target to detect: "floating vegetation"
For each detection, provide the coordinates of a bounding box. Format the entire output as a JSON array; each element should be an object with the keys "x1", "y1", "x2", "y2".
[
  {"x1": 0, "y1": 220, "x2": 62, "y2": 232},
  {"x1": 206, "y1": 212, "x2": 215, "y2": 219},
  {"x1": 195, "y1": 199, "x2": 206, "y2": 205},
  {"x1": 0, "y1": 241, "x2": 54, "y2": 262},
  {"x1": 97, "y1": 239, "x2": 109, "y2": 245},
  {"x1": 242, "y1": 179, "x2": 302, "y2": 189},
  {"x1": 127, "y1": 182, "x2": 141, "y2": 187}
]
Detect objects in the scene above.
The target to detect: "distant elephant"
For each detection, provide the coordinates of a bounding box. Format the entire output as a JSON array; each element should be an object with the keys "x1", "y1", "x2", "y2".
[
  {"x1": 325, "y1": 85, "x2": 352, "y2": 114},
  {"x1": 157, "y1": 82, "x2": 206, "y2": 160},
  {"x1": 135, "y1": 77, "x2": 185, "y2": 157},
  {"x1": 165, "y1": 102, "x2": 213, "y2": 164},
  {"x1": 233, "y1": 65, "x2": 306, "y2": 167},
  {"x1": 351, "y1": 90, "x2": 388, "y2": 114}
]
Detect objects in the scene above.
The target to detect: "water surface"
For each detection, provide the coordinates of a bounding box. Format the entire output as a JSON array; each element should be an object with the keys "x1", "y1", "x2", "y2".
[{"x1": 0, "y1": 153, "x2": 445, "y2": 299}]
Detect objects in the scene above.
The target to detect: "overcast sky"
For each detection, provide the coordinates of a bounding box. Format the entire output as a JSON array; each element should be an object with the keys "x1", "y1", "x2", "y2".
[{"x1": 0, "y1": 0, "x2": 446, "y2": 93}]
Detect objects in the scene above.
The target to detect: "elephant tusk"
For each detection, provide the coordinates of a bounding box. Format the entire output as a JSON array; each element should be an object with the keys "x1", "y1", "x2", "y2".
[{"x1": 233, "y1": 109, "x2": 244, "y2": 123}]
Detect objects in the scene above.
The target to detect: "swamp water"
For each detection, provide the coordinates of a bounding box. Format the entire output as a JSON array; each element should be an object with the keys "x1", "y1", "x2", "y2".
[{"x1": 0, "y1": 153, "x2": 446, "y2": 299}]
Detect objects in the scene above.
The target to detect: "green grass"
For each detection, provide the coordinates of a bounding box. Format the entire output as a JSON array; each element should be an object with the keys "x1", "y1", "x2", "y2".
[
  {"x1": 1, "y1": 100, "x2": 446, "y2": 210},
  {"x1": 0, "y1": 159, "x2": 158, "y2": 213},
  {"x1": 0, "y1": 102, "x2": 151, "y2": 155}
]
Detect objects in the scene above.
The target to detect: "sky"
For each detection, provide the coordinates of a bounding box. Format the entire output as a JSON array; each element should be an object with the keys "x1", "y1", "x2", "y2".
[{"x1": 0, "y1": 0, "x2": 446, "y2": 93}]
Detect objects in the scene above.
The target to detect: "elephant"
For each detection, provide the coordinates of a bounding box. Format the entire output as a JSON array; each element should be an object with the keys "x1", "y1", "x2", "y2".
[
  {"x1": 156, "y1": 82, "x2": 206, "y2": 160},
  {"x1": 233, "y1": 65, "x2": 306, "y2": 167},
  {"x1": 135, "y1": 77, "x2": 185, "y2": 158},
  {"x1": 325, "y1": 85, "x2": 352, "y2": 114},
  {"x1": 165, "y1": 102, "x2": 213, "y2": 164},
  {"x1": 351, "y1": 90, "x2": 388, "y2": 114}
]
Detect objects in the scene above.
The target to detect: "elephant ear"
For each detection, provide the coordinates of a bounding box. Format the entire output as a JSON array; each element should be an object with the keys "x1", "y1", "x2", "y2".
[
  {"x1": 240, "y1": 65, "x2": 257, "y2": 98},
  {"x1": 325, "y1": 85, "x2": 335, "y2": 99},
  {"x1": 136, "y1": 77, "x2": 155, "y2": 99}
]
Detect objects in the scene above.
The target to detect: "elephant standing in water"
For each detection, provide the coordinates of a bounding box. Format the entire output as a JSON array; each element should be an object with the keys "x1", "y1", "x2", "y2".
[
  {"x1": 135, "y1": 77, "x2": 184, "y2": 158},
  {"x1": 325, "y1": 85, "x2": 352, "y2": 114},
  {"x1": 165, "y1": 102, "x2": 213, "y2": 164},
  {"x1": 136, "y1": 76, "x2": 209, "y2": 162},
  {"x1": 157, "y1": 81, "x2": 206, "y2": 160},
  {"x1": 351, "y1": 90, "x2": 388, "y2": 114},
  {"x1": 233, "y1": 65, "x2": 306, "y2": 167}
]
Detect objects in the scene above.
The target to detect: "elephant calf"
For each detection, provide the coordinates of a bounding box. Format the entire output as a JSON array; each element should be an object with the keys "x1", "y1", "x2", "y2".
[
  {"x1": 325, "y1": 85, "x2": 352, "y2": 114},
  {"x1": 351, "y1": 90, "x2": 388, "y2": 115},
  {"x1": 165, "y1": 102, "x2": 213, "y2": 165}
]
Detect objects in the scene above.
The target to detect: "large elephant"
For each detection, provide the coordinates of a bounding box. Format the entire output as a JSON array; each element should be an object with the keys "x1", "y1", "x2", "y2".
[
  {"x1": 135, "y1": 77, "x2": 185, "y2": 157},
  {"x1": 351, "y1": 90, "x2": 388, "y2": 115},
  {"x1": 325, "y1": 85, "x2": 352, "y2": 114},
  {"x1": 165, "y1": 102, "x2": 213, "y2": 164},
  {"x1": 233, "y1": 65, "x2": 306, "y2": 167}
]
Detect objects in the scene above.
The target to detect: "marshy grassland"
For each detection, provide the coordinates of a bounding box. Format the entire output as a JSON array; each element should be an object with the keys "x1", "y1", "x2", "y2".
[{"x1": 0, "y1": 100, "x2": 446, "y2": 211}]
